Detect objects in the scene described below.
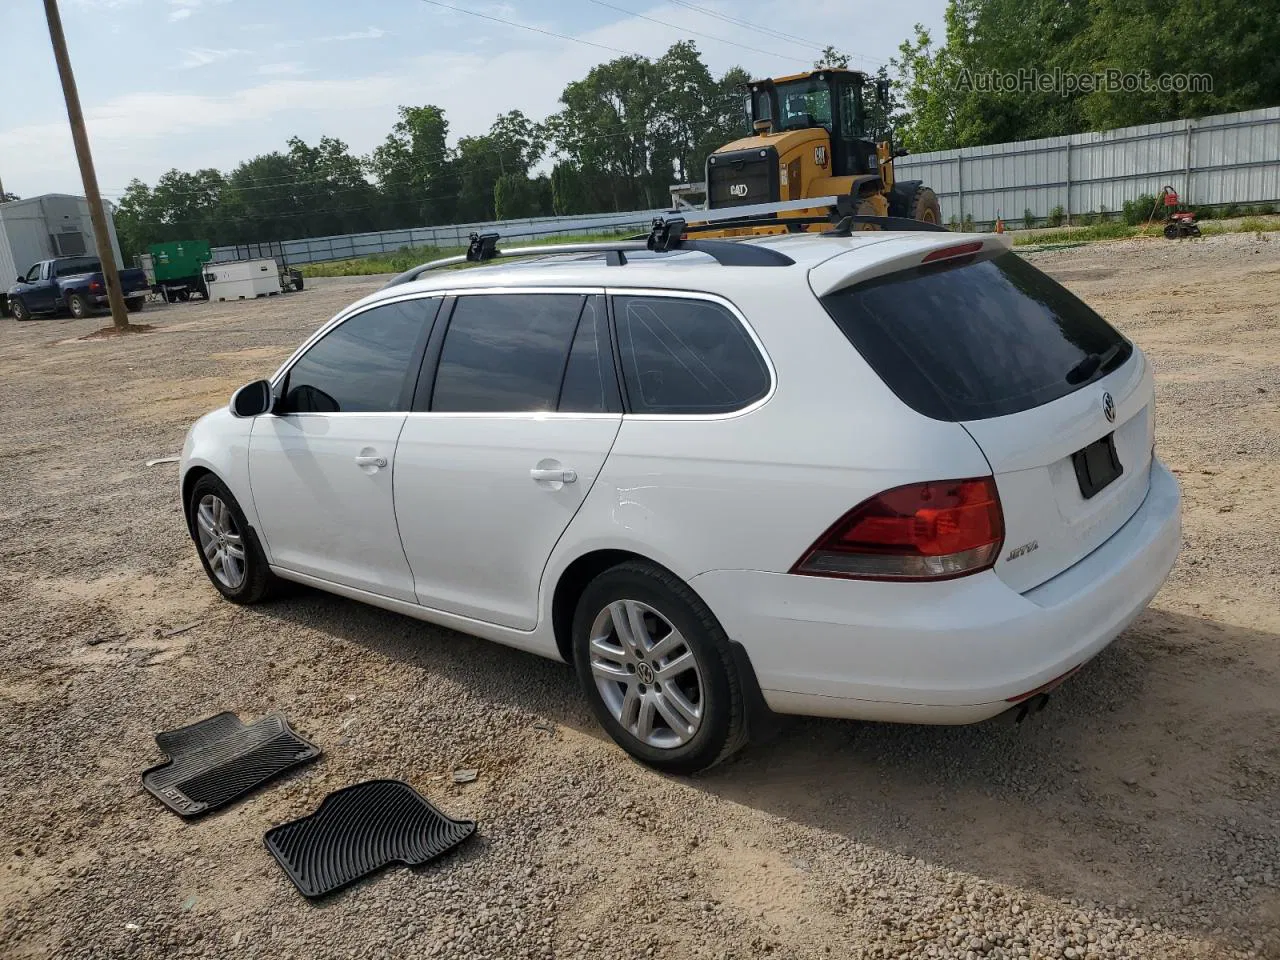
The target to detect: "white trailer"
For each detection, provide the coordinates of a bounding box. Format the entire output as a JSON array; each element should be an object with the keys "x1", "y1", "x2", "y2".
[{"x1": 0, "y1": 194, "x2": 123, "y2": 290}]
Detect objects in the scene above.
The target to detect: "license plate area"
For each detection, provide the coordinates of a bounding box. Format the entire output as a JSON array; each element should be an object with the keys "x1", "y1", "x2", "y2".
[{"x1": 1072, "y1": 433, "x2": 1123, "y2": 499}]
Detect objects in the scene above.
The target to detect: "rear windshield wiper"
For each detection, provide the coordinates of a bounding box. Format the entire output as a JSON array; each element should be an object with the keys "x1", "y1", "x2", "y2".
[{"x1": 1065, "y1": 343, "x2": 1124, "y2": 385}]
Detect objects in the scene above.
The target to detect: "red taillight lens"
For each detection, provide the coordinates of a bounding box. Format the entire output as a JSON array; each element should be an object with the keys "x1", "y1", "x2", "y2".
[
  {"x1": 89, "y1": 280, "x2": 103, "y2": 292},
  {"x1": 792, "y1": 477, "x2": 1004, "y2": 581}
]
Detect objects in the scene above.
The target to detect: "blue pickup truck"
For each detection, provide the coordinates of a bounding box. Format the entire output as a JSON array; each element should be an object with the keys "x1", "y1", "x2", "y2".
[{"x1": 6, "y1": 257, "x2": 151, "y2": 321}]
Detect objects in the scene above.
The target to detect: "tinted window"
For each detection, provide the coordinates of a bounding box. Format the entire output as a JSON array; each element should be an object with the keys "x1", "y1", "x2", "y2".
[
  {"x1": 614, "y1": 296, "x2": 770, "y2": 415},
  {"x1": 558, "y1": 297, "x2": 615, "y2": 413},
  {"x1": 283, "y1": 299, "x2": 432, "y2": 413},
  {"x1": 53, "y1": 258, "x2": 101, "y2": 277},
  {"x1": 432, "y1": 294, "x2": 584, "y2": 413},
  {"x1": 820, "y1": 251, "x2": 1132, "y2": 422}
]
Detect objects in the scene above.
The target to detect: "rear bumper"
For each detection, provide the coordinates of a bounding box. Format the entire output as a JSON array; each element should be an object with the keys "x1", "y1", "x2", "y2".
[
  {"x1": 92, "y1": 291, "x2": 148, "y2": 304},
  {"x1": 689, "y1": 457, "x2": 1182, "y2": 724}
]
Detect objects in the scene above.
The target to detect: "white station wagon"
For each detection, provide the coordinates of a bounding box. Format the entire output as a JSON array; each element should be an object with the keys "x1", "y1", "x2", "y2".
[{"x1": 181, "y1": 226, "x2": 1181, "y2": 772}]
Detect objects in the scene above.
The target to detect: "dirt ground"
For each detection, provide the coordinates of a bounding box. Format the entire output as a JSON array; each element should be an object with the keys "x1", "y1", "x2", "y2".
[{"x1": 1, "y1": 232, "x2": 1278, "y2": 960}]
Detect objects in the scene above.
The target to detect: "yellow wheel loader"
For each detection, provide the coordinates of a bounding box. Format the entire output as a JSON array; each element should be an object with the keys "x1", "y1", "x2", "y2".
[{"x1": 690, "y1": 68, "x2": 941, "y2": 236}]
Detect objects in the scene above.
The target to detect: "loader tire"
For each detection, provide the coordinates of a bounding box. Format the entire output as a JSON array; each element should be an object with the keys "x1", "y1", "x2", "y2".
[{"x1": 908, "y1": 185, "x2": 942, "y2": 225}]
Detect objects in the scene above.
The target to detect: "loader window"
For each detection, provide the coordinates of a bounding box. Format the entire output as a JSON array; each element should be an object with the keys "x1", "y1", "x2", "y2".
[{"x1": 778, "y1": 79, "x2": 832, "y2": 132}]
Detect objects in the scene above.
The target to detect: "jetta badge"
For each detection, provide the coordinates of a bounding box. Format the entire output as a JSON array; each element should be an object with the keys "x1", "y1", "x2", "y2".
[{"x1": 1102, "y1": 391, "x2": 1116, "y2": 424}]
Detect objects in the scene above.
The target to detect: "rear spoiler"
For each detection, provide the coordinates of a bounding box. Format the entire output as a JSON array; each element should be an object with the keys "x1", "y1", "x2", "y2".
[{"x1": 808, "y1": 233, "x2": 1013, "y2": 298}]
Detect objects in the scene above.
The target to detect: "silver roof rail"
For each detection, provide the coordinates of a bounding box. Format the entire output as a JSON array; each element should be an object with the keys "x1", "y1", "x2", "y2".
[{"x1": 382, "y1": 224, "x2": 796, "y2": 289}]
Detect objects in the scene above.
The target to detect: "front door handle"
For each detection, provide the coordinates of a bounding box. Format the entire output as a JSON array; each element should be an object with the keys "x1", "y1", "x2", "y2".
[
  {"x1": 355, "y1": 455, "x2": 387, "y2": 468},
  {"x1": 530, "y1": 467, "x2": 577, "y2": 484}
]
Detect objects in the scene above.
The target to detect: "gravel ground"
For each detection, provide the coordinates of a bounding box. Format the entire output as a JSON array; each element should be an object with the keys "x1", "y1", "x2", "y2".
[{"x1": 1, "y1": 233, "x2": 1278, "y2": 960}]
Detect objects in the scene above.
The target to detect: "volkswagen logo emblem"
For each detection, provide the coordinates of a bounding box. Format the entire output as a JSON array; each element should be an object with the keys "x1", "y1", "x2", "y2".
[{"x1": 1102, "y1": 391, "x2": 1116, "y2": 423}]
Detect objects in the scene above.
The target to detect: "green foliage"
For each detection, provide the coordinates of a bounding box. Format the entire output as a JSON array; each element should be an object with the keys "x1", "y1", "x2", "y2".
[
  {"x1": 1259, "y1": 204, "x2": 1277, "y2": 216},
  {"x1": 1023, "y1": 207, "x2": 1035, "y2": 229},
  {"x1": 892, "y1": 0, "x2": 1280, "y2": 151},
  {"x1": 1079, "y1": 210, "x2": 1098, "y2": 226},
  {"x1": 1240, "y1": 216, "x2": 1280, "y2": 233},
  {"x1": 814, "y1": 46, "x2": 852, "y2": 69},
  {"x1": 1122, "y1": 194, "x2": 1170, "y2": 226},
  {"x1": 1222, "y1": 203, "x2": 1240, "y2": 219},
  {"x1": 1048, "y1": 205, "x2": 1066, "y2": 227},
  {"x1": 1012, "y1": 222, "x2": 1137, "y2": 245}
]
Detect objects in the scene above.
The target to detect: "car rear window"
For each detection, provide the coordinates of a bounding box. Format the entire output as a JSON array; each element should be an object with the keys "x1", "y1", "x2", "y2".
[{"x1": 820, "y1": 251, "x2": 1132, "y2": 421}]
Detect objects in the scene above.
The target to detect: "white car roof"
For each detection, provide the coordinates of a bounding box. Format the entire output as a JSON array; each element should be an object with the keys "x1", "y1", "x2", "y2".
[{"x1": 350, "y1": 231, "x2": 1008, "y2": 311}]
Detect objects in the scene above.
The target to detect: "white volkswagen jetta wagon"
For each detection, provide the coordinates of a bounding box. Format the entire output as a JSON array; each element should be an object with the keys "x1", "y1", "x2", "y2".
[{"x1": 181, "y1": 227, "x2": 1181, "y2": 772}]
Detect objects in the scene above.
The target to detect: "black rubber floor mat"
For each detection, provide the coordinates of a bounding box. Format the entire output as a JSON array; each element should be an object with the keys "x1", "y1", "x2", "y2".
[
  {"x1": 142, "y1": 712, "x2": 321, "y2": 817},
  {"x1": 264, "y1": 780, "x2": 476, "y2": 898}
]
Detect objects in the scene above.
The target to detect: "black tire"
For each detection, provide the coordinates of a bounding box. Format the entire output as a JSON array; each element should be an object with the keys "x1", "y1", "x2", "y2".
[
  {"x1": 187, "y1": 473, "x2": 277, "y2": 604},
  {"x1": 10, "y1": 297, "x2": 31, "y2": 322},
  {"x1": 126, "y1": 296, "x2": 145, "y2": 312},
  {"x1": 290, "y1": 272, "x2": 304, "y2": 292},
  {"x1": 571, "y1": 561, "x2": 748, "y2": 773},
  {"x1": 909, "y1": 184, "x2": 942, "y2": 225},
  {"x1": 1164, "y1": 223, "x2": 1180, "y2": 240},
  {"x1": 67, "y1": 293, "x2": 93, "y2": 319}
]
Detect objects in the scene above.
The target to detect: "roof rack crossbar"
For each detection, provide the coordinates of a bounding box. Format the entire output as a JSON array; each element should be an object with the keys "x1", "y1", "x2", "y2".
[{"x1": 383, "y1": 227, "x2": 797, "y2": 288}]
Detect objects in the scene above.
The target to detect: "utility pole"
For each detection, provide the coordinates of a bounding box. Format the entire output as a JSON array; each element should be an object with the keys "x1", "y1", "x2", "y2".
[{"x1": 43, "y1": 0, "x2": 130, "y2": 331}]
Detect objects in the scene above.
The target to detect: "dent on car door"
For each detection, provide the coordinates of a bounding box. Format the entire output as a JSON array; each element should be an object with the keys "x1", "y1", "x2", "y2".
[
  {"x1": 394, "y1": 293, "x2": 623, "y2": 629},
  {"x1": 247, "y1": 296, "x2": 439, "y2": 600}
]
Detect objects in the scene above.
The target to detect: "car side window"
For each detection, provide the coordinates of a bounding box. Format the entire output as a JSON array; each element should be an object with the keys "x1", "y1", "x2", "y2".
[
  {"x1": 281, "y1": 298, "x2": 435, "y2": 413},
  {"x1": 557, "y1": 296, "x2": 618, "y2": 413},
  {"x1": 613, "y1": 295, "x2": 771, "y2": 415},
  {"x1": 431, "y1": 294, "x2": 585, "y2": 413},
  {"x1": 25, "y1": 264, "x2": 43, "y2": 282}
]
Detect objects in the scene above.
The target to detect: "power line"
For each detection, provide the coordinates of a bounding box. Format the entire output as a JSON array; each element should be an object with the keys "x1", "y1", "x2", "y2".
[
  {"x1": 418, "y1": 0, "x2": 640, "y2": 57},
  {"x1": 664, "y1": 0, "x2": 888, "y2": 67},
  {"x1": 583, "y1": 0, "x2": 811, "y2": 64}
]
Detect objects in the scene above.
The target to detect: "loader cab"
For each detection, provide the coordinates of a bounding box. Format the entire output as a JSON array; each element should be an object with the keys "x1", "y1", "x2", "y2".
[{"x1": 749, "y1": 69, "x2": 879, "y2": 178}]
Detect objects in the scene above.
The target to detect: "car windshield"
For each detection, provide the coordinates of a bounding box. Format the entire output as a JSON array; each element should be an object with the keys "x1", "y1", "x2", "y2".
[
  {"x1": 777, "y1": 79, "x2": 832, "y2": 131},
  {"x1": 54, "y1": 258, "x2": 101, "y2": 277}
]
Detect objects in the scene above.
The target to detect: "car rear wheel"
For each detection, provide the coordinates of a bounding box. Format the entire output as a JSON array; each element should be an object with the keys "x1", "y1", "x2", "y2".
[
  {"x1": 11, "y1": 297, "x2": 31, "y2": 322},
  {"x1": 126, "y1": 296, "x2": 145, "y2": 312},
  {"x1": 188, "y1": 474, "x2": 277, "y2": 604},
  {"x1": 572, "y1": 561, "x2": 747, "y2": 773},
  {"x1": 67, "y1": 293, "x2": 92, "y2": 319}
]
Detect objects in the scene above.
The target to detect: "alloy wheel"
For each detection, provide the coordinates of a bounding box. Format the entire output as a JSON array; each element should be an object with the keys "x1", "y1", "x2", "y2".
[
  {"x1": 195, "y1": 494, "x2": 247, "y2": 589},
  {"x1": 588, "y1": 599, "x2": 705, "y2": 749}
]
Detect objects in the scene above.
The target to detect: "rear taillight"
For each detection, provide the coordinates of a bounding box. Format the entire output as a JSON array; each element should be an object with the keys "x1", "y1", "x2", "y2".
[
  {"x1": 89, "y1": 280, "x2": 103, "y2": 292},
  {"x1": 791, "y1": 477, "x2": 1004, "y2": 581}
]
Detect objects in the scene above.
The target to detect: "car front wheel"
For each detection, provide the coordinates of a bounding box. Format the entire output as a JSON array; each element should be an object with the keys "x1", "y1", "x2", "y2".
[
  {"x1": 11, "y1": 297, "x2": 31, "y2": 321},
  {"x1": 188, "y1": 474, "x2": 277, "y2": 604},
  {"x1": 572, "y1": 561, "x2": 747, "y2": 773}
]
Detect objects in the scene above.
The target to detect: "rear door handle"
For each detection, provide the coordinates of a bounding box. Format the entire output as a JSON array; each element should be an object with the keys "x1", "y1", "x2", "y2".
[
  {"x1": 355, "y1": 455, "x2": 387, "y2": 468},
  {"x1": 530, "y1": 467, "x2": 577, "y2": 484}
]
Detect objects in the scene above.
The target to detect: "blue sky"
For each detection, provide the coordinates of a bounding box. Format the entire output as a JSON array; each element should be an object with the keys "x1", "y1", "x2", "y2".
[{"x1": 0, "y1": 0, "x2": 947, "y2": 200}]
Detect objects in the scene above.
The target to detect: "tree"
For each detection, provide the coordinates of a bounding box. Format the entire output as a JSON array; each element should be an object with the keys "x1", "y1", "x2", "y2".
[
  {"x1": 1, "y1": 192, "x2": 18, "y2": 202},
  {"x1": 814, "y1": 46, "x2": 852, "y2": 69},
  {"x1": 369, "y1": 105, "x2": 457, "y2": 227}
]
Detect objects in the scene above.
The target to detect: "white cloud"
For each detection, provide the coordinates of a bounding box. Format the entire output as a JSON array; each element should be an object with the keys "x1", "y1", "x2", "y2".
[
  {"x1": 256, "y1": 61, "x2": 309, "y2": 76},
  {"x1": 169, "y1": 8, "x2": 192, "y2": 21},
  {"x1": 326, "y1": 27, "x2": 386, "y2": 41},
  {"x1": 179, "y1": 47, "x2": 246, "y2": 69}
]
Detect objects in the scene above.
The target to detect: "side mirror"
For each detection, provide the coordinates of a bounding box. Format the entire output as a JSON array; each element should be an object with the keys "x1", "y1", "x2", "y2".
[{"x1": 230, "y1": 379, "x2": 273, "y2": 418}]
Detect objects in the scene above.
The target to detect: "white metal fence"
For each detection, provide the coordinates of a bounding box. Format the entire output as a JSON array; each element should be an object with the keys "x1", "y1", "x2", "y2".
[
  {"x1": 210, "y1": 106, "x2": 1280, "y2": 265},
  {"x1": 895, "y1": 106, "x2": 1280, "y2": 225},
  {"x1": 210, "y1": 208, "x2": 670, "y2": 267}
]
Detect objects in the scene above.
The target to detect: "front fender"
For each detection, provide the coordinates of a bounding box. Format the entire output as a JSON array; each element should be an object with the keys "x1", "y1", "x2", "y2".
[{"x1": 179, "y1": 408, "x2": 264, "y2": 555}]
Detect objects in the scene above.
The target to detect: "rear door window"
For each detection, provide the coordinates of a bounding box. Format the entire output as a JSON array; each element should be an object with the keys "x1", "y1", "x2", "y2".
[
  {"x1": 613, "y1": 295, "x2": 770, "y2": 415},
  {"x1": 557, "y1": 296, "x2": 619, "y2": 413},
  {"x1": 819, "y1": 251, "x2": 1132, "y2": 421},
  {"x1": 431, "y1": 294, "x2": 585, "y2": 413}
]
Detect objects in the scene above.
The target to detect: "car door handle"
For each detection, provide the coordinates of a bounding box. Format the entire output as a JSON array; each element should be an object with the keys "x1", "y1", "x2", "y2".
[
  {"x1": 530, "y1": 467, "x2": 577, "y2": 484},
  {"x1": 354, "y1": 455, "x2": 387, "y2": 468}
]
